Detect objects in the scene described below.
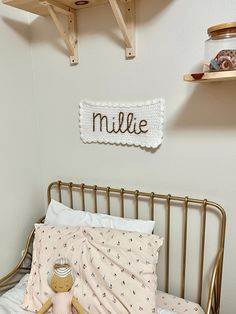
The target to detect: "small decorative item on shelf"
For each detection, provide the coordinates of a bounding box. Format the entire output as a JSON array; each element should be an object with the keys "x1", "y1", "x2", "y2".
[{"x1": 204, "y1": 22, "x2": 236, "y2": 72}]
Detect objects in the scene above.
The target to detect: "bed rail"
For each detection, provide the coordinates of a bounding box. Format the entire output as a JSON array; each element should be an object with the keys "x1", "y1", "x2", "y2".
[
  {"x1": 0, "y1": 180, "x2": 226, "y2": 314},
  {"x1": 0, "y1": 228, "x2": 35, "y2": 293}
]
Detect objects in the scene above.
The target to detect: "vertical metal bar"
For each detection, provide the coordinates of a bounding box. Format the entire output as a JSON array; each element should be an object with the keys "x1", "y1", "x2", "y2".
[
  {"x1": 47, "y1": 185, "x2": 52, "y2": 205},
  {"x1": 166, "y1": 194, "x2": 171, "y2": 293},
  {"x1": 199, "y1": 199, "x2": 207, "y2": 305},
  {"x1": 135, "y1": 190, "x2": 139, "y2": 219},
  {"x1": 69, "y1": 182, "x2": 73, "y2": 209},
  {"x1": 94, "y1": 185, "x2": 97, "y2": 213},
  {"x1": 120, "y1": 188, "x2": 125, "y2": 218},
  {"x1": 217, "y1": 210, "x2": 226, "y2": 313},
  {"x1": 181, "y1": 197, "x2": 189, "y2": 299},
  {"x1": 211, "y1": 294, "x2": 216, "y2": 314},
  {"x1": 57, "y1": 181, "x2": 62, "y2": 203},
  {"x1": 107, "y1": 187, "x2": 111, "y2": 215},
  {"x1": 213, "y1": 284, "x2": 217, "y2": 313},
  {"x1": 216, "y1": 275, "x2": 220, "y2": 313},
  {"x1": 217, "y1": 260, "x2": 222, "y2": 313},
  {"x1": 81, "y1": 183, "x2": 85, "y2": 211},
  {"x1": 151, "y1": 192, "x2": 154, "y2": 221}
]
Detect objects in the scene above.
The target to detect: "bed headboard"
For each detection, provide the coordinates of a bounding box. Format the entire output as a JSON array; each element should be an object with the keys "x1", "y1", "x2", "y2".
[
  {"x1": 0, "y1": 180, "x2": 226, "y2": 314},
  {"x1": 48, "y1": 181, "x2": 226, "y2": 313}
]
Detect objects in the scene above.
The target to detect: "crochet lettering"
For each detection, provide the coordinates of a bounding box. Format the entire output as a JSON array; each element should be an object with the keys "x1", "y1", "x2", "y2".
[{"x1": 93, "y1": 112, "x2": 148, "y2": 135}]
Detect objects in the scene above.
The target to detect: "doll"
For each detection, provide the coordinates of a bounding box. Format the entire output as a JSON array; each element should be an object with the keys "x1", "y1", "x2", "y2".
[{"x1": 37, "y1": 258, "x2": 85, "y2": 314}]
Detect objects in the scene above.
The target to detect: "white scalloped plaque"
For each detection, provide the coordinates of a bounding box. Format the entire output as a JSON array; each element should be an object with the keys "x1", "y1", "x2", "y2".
[{"x1": 79, "y1": 99, "x2": 165, "y2": 148}]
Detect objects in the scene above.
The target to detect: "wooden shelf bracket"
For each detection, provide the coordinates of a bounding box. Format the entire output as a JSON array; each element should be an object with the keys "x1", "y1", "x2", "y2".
[
  {"x1": 3, "y1": 0, "x2": 137, "y2": 65},
  {"x1": 40, "y1": 0, "x2": 78, "y2": 65},
  {"x1": 108, "y1": 0, "x2": 136, "y2": 58}
]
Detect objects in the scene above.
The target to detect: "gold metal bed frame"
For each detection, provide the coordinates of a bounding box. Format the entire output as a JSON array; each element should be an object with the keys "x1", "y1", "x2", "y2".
[{"x1": 0, "y1": 181, "x2": 226, "y2": 314}]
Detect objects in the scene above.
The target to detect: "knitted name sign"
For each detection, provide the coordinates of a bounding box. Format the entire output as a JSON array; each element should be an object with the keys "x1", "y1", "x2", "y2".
[{"x1": 79, "y1": 99, "x2": 165, "y2": 148}]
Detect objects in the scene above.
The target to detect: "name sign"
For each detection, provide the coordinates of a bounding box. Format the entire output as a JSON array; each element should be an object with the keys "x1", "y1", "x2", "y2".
[{"x1": 79, "y1": 99, "x2": 165, "y2": 148}]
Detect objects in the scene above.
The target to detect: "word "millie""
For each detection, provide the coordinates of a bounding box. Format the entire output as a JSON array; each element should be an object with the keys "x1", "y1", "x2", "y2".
[{"x1": 93, "y1": 112, "x2": 149, "y2": 135}]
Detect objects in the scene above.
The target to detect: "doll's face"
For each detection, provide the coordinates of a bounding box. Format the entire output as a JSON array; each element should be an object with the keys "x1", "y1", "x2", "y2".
[{"x1": 51, "y1": 274, "x2": 73, "y2": 293}]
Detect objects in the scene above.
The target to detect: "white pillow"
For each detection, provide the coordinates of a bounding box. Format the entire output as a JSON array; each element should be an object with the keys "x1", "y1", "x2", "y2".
[{"x1": 45, "y1": 200, "x2": 155, "y2": 234}]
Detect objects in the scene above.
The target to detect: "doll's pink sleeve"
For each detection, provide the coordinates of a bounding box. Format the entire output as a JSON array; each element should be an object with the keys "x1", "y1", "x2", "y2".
[{"x1": 52, "y1": 292, "x2": 73, "y2": 314}]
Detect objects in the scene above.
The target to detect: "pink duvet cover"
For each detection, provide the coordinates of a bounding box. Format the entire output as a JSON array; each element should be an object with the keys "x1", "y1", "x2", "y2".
[{"x1": 23, "y1": 224, "x2": 163, "y2": 313}]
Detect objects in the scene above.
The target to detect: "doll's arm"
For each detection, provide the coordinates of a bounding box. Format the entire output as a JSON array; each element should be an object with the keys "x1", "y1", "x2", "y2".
[
  {"x1": 72, "y1": 296, "x2": 85, "y2": 314},
  {"x1": 37, "y1": 298, "x2": 53, "y2": 314}
]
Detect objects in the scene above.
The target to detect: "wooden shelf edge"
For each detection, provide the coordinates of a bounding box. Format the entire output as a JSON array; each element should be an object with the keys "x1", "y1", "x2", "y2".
[
  {"x1": 184, "y1": 70, "x2": 236, "y2": 82},
  {"x1": 2, "y1": 0, "x2": 109, "y2": 16}
]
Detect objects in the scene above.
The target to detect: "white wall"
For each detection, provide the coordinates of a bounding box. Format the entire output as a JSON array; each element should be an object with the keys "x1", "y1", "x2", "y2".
[
  {"x1": 1, "y1": 0, "x2": 235, "y2": 312},
  {"x1": 0, "y1": 4, "x2": 44, "y2": 276}
]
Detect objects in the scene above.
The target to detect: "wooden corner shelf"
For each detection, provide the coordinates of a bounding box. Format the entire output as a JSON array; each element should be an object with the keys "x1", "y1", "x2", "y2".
[
  {"x1": 184, "y1": 70, "x2": 236, "y2": 82},
  {"x1": 3, "y1": 0, "x2": 136, "y2": 65},
  {"x1": 3, "y1": 0, "x2": 109, "y2": 16}
]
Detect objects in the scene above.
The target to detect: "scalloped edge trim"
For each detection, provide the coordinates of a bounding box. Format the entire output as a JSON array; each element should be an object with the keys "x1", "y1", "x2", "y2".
[
  {"x1": 80, "y1": 98, "x2": 165, "y2": 109},
  {"x1": 79, "y1": 98, "x2": 165, "y2": 149}
]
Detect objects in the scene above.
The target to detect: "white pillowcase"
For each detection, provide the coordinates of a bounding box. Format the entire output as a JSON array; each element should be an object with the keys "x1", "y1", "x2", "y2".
[{"x1": 45, "y1": 200, "x2": 155, "y2": 234}]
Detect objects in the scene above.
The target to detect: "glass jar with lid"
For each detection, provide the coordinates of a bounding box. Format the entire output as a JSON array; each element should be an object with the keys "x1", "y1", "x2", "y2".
[{"x1": 204, "y1": 22, "x2": 236, "y2": 72}]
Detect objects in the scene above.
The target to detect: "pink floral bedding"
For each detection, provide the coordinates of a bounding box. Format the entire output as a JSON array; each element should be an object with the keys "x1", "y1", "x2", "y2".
[{"x1": 23, "y1": 224, "x2": 163, "y2": 313}]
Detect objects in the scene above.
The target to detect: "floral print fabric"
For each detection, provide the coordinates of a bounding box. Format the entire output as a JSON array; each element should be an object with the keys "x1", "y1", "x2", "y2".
[
  {"x1": 156, "y1": 291, "x2": 205, "y2": 314},
  {"x1": 23, "y1": 224, "x2": 163, "y2": 313}
]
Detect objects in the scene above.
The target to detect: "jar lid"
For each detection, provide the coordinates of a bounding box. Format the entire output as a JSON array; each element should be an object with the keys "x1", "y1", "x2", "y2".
[{"x1": 208, "y1": 22, "x2": 236, "y2": 36}]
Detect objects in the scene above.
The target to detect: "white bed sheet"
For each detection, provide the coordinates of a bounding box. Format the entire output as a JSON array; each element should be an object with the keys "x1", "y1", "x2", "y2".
[
  {"x1": 0, "y1": 276, "x2": 186, "y2": 314},
  {"x1": 0, "y1": 275, "x2": 32, "y2": 314}
]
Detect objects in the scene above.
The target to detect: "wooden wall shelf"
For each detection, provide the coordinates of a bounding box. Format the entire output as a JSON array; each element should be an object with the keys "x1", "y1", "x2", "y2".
[
  {"x1": 184, "y1": 70, "x2": 236, "y2": 82},
  {"x1": 3, "y1": 0, "x2": 109, "y2": 16},
  {"x1": 3, "y1": 0, "x2": 136, "y2": 65}
]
